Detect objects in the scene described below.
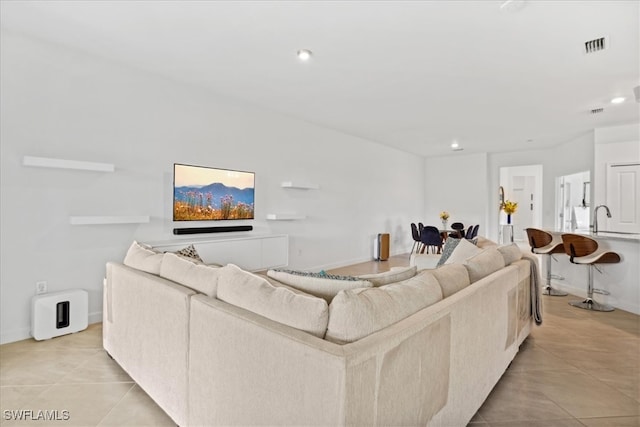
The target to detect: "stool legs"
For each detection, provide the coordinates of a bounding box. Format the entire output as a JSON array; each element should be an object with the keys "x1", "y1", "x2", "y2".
[
  {"x1": 543, "y1": 254, "x2": 567, "y2": 296},
  {"x1": 569, "y1": 264, "x2": 614, "y2": 312}
]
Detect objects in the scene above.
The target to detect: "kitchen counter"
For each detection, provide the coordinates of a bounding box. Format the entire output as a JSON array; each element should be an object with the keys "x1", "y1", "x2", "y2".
[{"x1": 541, "y1": 229, "x2": 639, "y2": 314}]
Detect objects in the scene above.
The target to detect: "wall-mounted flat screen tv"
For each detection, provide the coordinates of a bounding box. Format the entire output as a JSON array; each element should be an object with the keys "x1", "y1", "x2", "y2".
[{"x1": 173, "y1": 163, "x2": 255, "y2": 221}]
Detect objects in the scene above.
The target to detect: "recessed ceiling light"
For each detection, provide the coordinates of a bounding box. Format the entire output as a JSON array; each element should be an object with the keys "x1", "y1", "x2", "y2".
[
  {"x1": 451, "y1": 141, "x2": 463, "y2": 151},
  {"x1": 297, "y1": 49, "x2": 312, "y2": 61},
  {"x1": 611, "y1": 97, "x2": 626, "y2": 104}
]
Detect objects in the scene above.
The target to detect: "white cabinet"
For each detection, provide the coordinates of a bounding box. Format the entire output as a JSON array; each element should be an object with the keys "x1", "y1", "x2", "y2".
[{"x1": 148, "y1": 234, "x2": 288, "y2": 272}]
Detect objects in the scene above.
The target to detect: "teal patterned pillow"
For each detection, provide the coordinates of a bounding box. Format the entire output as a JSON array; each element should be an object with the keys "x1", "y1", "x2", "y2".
[
  {"x1": 437, "y1": 238, "x2": 462, "y2": 267},
  {"x1": 271, "y1": 269, "x2": 359, "y2": 281}
]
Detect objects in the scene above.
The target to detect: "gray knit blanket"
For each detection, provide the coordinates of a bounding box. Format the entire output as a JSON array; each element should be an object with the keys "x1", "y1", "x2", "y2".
[{"x1": 523, "y1": 253, "x2": 543, "y2": 325}]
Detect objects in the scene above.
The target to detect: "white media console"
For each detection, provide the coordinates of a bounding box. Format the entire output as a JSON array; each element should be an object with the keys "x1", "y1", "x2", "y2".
[{"x1": 147, "y1": 234, "x2": 289, "y2": 272}]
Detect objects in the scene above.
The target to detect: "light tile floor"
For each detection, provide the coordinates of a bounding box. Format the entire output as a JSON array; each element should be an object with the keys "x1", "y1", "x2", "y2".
[{"x1": 1, "y1": 254, "x2": 638, "y2": 426}]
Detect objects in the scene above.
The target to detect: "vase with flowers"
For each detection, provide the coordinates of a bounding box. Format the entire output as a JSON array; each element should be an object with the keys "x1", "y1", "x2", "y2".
[
  {"x1": 439, "y1": 211, "x2": 450, "y2": 229},
  {"x1": 502, "y1": 200, "x2": 518, "y2": 224}
]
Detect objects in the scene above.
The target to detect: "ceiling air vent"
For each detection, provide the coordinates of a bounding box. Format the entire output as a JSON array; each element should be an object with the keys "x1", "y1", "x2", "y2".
[
  {"x1": 590, "y1": 107, "x2": 604, "y2": 114},
  {"x1": 584, "y1": 36, "x2": 607, "y2": 54}
]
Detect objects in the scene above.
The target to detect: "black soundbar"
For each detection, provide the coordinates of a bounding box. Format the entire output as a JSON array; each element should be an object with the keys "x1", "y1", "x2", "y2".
[{"x1": 173, "y1": 225, "x2": 253, "y2": 235}]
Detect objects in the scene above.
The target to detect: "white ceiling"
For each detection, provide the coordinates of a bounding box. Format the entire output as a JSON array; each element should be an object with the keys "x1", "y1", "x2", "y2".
[{"x1": 1, "y1": 0, "x2": 639, "y2": 157}]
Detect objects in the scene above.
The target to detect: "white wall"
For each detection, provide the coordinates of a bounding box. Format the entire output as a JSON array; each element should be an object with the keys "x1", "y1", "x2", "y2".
[
  {"x1": 487, "y1": 133, "x2": 595, "y2": 241},
  {"x1": 593, "y1": 123, "x2": 640, "y2": 206},
  {"x1": 0, "y1": 31, "x2": 425, "y2": 343},
  {"x1": 424, "y1": 153, "x2": 488, "y2": 235}
]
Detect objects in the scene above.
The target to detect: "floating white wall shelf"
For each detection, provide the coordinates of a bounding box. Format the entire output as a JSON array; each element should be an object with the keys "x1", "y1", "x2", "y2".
[
  {"x1": 266, "y1": 213, "x2": 306, "y2": 221},
  {"x1": 280, "y1": 181, "x2": 319, "y2": 190},
  {"x1": 23, "y1": 156, "x2": 115, "y2": 172},
  {"x1": 69, "y1": 216, "x2": 150, "y2": 225}
]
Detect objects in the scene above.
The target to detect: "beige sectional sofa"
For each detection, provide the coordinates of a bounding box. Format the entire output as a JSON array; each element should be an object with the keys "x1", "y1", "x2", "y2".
[{"x1": 103, "y1": 239, "x2": 539, "y2": 426}]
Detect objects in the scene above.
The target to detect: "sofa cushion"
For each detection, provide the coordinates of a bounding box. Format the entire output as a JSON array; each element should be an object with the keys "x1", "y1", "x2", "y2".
[
  {"x1": 325, "y1": 270, "x2": 443, "y2": 344},
  {"x1": 123, "y1": 241, "x2": 165, "y2": 275},
  {"x1": 159, "y1": 253, "x2": 220, "y2": 297},
  {"x1": 464, "y1": 248, "x2": 506, "y2": 283},
  {"x1": 218, "y1": 264, "x2": 329, "y2": 338},
  {"x1": 430, "y1": 263, "x2": 471, "y2": 298},
  {"x1": 498, "y1": 243, "x2": 523, "y2": 265},
  {"x1": 444, "y1": 238, "x2": 482, "y2": 265},
  {"x1": 357, "y1": 266, "x2": 417, "y2": 286},
  {"x1": 266, "y1": 269, "x2": 373, "y2": 303}
]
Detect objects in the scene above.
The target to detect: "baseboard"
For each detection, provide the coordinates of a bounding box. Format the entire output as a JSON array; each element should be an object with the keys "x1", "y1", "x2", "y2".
[
  {"x1": 0, "y1": 327, "x2": 31, "y2": 345},
  {"x1": 0, "y1": 312, "x2": 103, "y2": 345},
  {"x1": 551, "y1": 281, "x2": 640, "y2": 315}
]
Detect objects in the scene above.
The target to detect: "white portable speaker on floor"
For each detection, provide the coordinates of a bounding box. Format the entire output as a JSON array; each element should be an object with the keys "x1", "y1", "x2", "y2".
[{"x1": 31, "y1": 289, "x2": 88, "y2": 340}]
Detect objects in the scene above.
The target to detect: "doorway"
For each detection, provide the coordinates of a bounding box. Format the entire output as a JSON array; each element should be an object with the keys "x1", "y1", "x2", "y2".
[
  {"x1": 555, "y1": 171, "x2": 590, "y2": 232},
  {"x1": 499, "y1": 165, "x2": 543, "y2": 242}
]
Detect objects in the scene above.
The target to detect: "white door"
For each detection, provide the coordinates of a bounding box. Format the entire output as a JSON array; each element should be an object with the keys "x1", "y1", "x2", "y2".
[
  {"x1": 510, "y1": 175, "x2": 535, "y2": 241},
  {"x1": 606, "y1": 163, "x2": 640, "y2": 233}
]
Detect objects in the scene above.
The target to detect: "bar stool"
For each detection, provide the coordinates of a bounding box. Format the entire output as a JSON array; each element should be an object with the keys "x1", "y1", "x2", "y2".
[
  {"x1": 560, "y1": 233, "x2": 621, "y2": 312},
  {"x1": 525, "y1": 228, "x2": 568, "y2": 296}
]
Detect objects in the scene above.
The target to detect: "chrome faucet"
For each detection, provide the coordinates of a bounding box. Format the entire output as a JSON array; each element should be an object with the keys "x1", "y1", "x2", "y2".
[{"x1": 592, "y1": 205, "x2": 611, "y2": 234}]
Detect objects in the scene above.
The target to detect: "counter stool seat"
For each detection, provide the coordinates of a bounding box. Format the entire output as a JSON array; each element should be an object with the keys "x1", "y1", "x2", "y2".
[
  {"x1": 525, "y1": 228, "x2": 568, "y2": 296},
  {"x1": 561, "y1": 233, "x2": 621, "y2": 312}
]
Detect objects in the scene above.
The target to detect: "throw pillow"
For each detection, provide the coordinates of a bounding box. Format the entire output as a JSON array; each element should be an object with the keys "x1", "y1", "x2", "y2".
[
  {"x1": 437, "y1": 238, "x2": 462, "y2": 266},
  {"x1": 443, "y1": 238, "x2": 482, "y2": 265},
  {"x1": 497, "y1": 243, "x2": 523, "y2": 265},
  {"x1": 476, "y1": 236, "x2": 499, "y2": 249},
  {"x1": 266, "y1": 269, "x2": 373, "y2": 303},
  {"x1": 159, "y1": 252, "x2": 220, "y2": 297},
  {"x1": 325, "y1": 270, "x2": 443, "y2": 344},
  {"x1": 357, "y1": 266, "x2": 417, "y2": 286},
  {"x1": 173, "y1": 244, "x2": 203, "y2": 263},
  {"x1": 123, "y1": 241, "x2": 164, "y2": 275},
  {"x1": 217, "y1": 264, "x2": 329, "y2": 338},
  {"x1": 463, "y1": 247, "x2": 506, "y2": 283}
]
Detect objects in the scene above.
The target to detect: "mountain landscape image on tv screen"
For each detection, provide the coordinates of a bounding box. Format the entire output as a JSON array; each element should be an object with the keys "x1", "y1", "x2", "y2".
[{"x1": 173, "y1": 164, "x2": 255, "y2": 221}]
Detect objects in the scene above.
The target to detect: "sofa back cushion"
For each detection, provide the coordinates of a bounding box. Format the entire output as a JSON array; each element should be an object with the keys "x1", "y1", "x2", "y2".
[
  {"x1": 218, "y1": 264, "x2": 329, "y2": 338},
  {"x1": 430, "y1": 264, "x2": 471, "y2": 298},
  {"x1": 266, "y1": 269, "x2": 373, "y2": 303},
  {"x1": 497, "y1": 243, "x2": 524, "y2": 265},
  {"x1": 325, "y1": 270, "x2": 443, "y2": 344},
  {"x1": 464, "y1": 248, "x2": 506, "y2": 283},
  {"x1": 357, "y1": 266, "x2": 417, "y2": 286},
  {"x1": 159, "y1": 253, "x2": 220, "y2": 297},
  {"x1": 123, "y1": 241, "x2": 164, "y2": 275}
]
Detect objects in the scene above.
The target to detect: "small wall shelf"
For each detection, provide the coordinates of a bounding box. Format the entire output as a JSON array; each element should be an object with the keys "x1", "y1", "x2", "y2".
[
  {"x1": 280, "y1": 181, "x2": 319, "y2": 190},
  {"x1": 23, "y1": 156, "x2": 115, "y2": 172},
  {"x1": 266, "y1": 213, "x2": 307, "y2": 221},
  {"x1": 69, "y1": 216, "x2": 150, "y2": 225}
]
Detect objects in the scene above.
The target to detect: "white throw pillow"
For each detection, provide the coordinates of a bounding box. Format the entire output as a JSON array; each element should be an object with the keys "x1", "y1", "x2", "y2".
[
  {"x1": 325, "y1": 271, "x2": 443, "y2": 344},
  {"x1": 463, "y1": 248, "x2": 506, "y2": 283},
  {"x1": 218, "y1": 264, "x2": 329, "y2": 338},
  {"x1": 159, "y1": 253, "x2": 220, "y2": 297},
  {"x1": 266, "y1": 270, "x2": 373, "y2": 302},
  {"x1": 444, "y1": 238, "x2": 483, "y2": 265},
  {"x1": 357, "y1": 266, "x2": 417, "y2": 286},
  {"x1": 497, "y1": 243, "x2": 523, "y2": 266},
  {"x1": 123, "y1": 241, "x2": 164, "y2": 275}
]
